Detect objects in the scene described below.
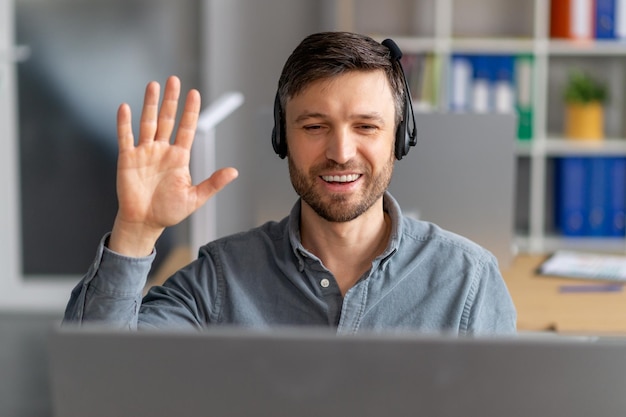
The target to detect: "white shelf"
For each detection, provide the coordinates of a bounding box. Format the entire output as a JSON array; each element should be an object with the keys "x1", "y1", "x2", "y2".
[
  {"x1": 541, "y1": 235, "x2": 626, "y2": 253},
  {"x1": 516, "y1": 233, "x2": 626, "y2": 254},
  {"x1": 515, "y1": 140, "x2": 534, "y2": 156},
  {"x1": 450, "y1": 38, "x2": 536, "y2": 54},
  {"x1": 543, "y1": 138, "x2": 626, "y2": 156},
  {"x1": 548, "y1": 39, "x2": 626, "y2": 55}
]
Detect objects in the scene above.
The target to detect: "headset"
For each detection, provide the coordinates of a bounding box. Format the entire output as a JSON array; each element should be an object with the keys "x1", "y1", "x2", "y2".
[{"x1": 271, "y1": 38, "x2": 417, "y2": 160}]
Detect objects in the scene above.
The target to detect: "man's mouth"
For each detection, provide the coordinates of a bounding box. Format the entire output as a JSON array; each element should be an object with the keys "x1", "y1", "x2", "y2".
[{"x1": 321, "y1": 174, "x2": 361, "y2": 183}]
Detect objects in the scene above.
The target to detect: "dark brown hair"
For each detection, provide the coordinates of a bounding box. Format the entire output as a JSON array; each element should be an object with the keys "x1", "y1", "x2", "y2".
[{"x1": 277, "y1": 31, "x2": 405, "y2": 125}]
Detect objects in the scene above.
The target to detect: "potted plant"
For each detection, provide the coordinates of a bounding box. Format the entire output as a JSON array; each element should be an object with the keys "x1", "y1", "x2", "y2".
[{"x1": 563, "y1": 70, "x2": 608, "y2": 140}]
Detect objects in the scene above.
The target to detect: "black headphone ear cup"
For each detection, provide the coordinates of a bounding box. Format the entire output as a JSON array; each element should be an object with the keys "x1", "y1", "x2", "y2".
[
  {"x1": 395, "y1": 118, "x2": 407, "y2": 160},
  {"x1": 271, "y1": 92, "x2": 287, "y2": 159},
  {"x1": 394, "y1": 97, "x2": 413, "y2": 160}
]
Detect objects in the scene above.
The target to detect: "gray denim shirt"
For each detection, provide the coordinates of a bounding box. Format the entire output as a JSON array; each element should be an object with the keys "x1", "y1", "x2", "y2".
[{"x1": 64, "y1": 192, "x2": 516, "y2": 334}]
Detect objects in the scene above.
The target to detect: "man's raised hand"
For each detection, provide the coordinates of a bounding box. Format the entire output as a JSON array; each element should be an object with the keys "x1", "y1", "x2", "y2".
[{"x1": 109, "y1": 76, "x2": 238, "y2": 257}]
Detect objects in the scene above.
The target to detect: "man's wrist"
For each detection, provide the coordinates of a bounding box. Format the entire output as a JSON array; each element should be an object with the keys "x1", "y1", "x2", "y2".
[{"x1": 109, "y1": 218, "x2": 163, "y2": 258}]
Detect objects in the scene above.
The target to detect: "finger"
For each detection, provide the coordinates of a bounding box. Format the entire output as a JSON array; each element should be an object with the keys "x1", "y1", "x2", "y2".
[
  {"x1": 193, "y1": 167, "x2": 239, "y2": 209},
  {"x1": 154, "y1": 76, "x2": 181, "y2": 142},
  {"x1": 138, "y1": 81, "x2": 160, "y2": 144},
  {"x1": 117, "y1": 103, "x2": 135, "y2": 152},
  {"x1": 173, "y1": 88, "x2": 201, "y2": 149}
]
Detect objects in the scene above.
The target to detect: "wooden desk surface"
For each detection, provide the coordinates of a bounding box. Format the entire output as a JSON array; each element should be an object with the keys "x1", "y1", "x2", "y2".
[{"x1": 502, "y1": 254, "x2": 626, "y2": 335}]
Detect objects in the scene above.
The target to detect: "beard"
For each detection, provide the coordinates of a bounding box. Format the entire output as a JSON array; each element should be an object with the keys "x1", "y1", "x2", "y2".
[{"x1": 288, "y1": 152, "x2": 394, "y2": 223}]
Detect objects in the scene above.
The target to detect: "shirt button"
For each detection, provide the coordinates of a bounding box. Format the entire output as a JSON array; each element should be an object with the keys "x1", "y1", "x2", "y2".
[{"x1": 320, "y1": 278, "x2": 330, "y2": 288}]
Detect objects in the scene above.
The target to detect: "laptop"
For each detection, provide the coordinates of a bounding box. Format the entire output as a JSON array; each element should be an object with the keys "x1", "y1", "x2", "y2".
[
  {"x1": 389, "y1": 112, "x2": 518, "y2": 268},
  {"x1": 48, "y1": 327, "x2": 626, "y2": 417}
]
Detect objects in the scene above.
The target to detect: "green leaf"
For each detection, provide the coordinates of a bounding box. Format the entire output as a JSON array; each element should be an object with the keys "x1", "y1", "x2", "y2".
[{"x1": 563, "y1": 70, "x2": 608, "y2": 104}]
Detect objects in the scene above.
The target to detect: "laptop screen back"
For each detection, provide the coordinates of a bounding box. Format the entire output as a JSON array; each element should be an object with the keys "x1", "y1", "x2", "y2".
[{"x1": 48, "y1": 327, "x2": 626, "y2": 417}]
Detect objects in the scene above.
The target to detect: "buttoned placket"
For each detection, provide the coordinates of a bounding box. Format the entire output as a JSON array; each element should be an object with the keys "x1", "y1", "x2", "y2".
[
  {"x1": 337, "y1": 266, "x2": 374, "y2": 334},
  {"x1": 298, "y1": 250, "x2": 344, "y2": 326}
]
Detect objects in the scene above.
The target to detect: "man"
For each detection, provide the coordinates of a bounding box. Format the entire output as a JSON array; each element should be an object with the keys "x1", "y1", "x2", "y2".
[{"x1": 64, "y1": 32, "x2": 516, "y2": 334}]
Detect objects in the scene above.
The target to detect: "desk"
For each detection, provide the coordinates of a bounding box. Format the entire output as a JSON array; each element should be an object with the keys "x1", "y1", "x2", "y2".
[{"x1": 502, "y1": 254, "x2": 626, "y2": 334}]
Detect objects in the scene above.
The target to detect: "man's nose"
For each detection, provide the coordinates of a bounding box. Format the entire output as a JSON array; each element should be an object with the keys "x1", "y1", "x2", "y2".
[{"x1": 325, "y1": 127, "x2": 357, "y2": 164}]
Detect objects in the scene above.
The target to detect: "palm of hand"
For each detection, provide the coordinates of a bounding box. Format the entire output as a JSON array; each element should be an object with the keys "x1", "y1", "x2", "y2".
[{"x1": 116, "y1": 140, "x2": 196, "y2": 229}]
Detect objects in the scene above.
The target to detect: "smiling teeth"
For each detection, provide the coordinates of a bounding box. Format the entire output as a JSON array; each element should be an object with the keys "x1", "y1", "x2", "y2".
[{"x1": 322, "y1": 174, "x2": 360, "y2": 183}]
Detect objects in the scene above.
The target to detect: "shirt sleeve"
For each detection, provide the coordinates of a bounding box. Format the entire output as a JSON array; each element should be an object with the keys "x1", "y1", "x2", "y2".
[
  {"x1": 62, "y1": 233, "x2": 153, "y2": 329},
  {"x1": 463, "y1": 254, "x2": 518, "y2": 335}
]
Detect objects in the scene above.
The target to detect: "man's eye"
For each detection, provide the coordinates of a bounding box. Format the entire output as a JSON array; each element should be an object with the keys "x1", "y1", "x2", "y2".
[{"x1": 304, "y1": 125, "x2": 323, "y2": 131}]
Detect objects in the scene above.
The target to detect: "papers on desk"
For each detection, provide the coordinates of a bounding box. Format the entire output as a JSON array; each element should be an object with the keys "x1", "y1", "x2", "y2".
[{"x1": 538, "y1": 250, "x2": 626, "y2": 282}]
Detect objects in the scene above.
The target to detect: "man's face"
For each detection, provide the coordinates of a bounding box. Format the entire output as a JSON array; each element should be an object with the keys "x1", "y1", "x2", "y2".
[{"x1": 285, "y1": 70, "x2": 396, "y2": 223}]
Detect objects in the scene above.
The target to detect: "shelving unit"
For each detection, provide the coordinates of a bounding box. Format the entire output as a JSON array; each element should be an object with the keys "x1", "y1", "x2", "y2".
[{"x1": 333, "y1": 0, "x2": 626, "y2": 254}]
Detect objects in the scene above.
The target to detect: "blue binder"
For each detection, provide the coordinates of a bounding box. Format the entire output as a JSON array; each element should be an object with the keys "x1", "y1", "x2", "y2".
[
  {"x1": 595, "y1": 0, "x2": 617, "y2": 39},
  {"x1": 587, "y1": 157, "x2": 611, "y2": 236},
  {"x1": 556, "y1": 157, "x2": 588, "y2": 236},
  {"x1": 608, "y1": 157, "x2": 626, "y2": 236}
]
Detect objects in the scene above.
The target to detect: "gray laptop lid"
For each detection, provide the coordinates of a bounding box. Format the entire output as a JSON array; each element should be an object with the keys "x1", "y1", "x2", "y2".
[
  {"x1": 49, "y1": 327, "x2": 626, "y2": 417},
  {"x1": 389, "y1": 113, "x2": 517, "y2": 268}
]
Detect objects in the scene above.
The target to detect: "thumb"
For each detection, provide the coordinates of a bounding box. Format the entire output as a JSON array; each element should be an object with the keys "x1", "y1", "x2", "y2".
[{"x1": 194, "y1": 167, "x2": 239, "y2": 208}]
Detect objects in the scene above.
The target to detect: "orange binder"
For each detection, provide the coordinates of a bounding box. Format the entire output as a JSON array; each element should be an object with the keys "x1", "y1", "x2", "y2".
[{"x1": 550, "y1": 0, "x2": 594, "y2": 39}]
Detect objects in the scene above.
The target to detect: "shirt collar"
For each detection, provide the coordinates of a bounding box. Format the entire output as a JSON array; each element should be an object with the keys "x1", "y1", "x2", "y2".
[{"x1": 287, "y1": 191, "x2": 403, "y2": 269}]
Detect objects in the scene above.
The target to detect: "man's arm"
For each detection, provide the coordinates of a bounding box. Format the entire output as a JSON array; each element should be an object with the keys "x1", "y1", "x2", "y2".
[
  {"x1": 63, "y1": 234, "x2": 153, "y2": 329},
  {"x1": 64, "y1": 76, "x2": 237, "y2": 326},
  {"x1": 465, "y1": 257, "x2": 518, "y2": 334}
]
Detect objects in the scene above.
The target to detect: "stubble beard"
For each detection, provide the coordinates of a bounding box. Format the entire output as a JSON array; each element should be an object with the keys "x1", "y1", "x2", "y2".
[{"x1": 288, "y1": 152, "x2": 395, "y2": 223}]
